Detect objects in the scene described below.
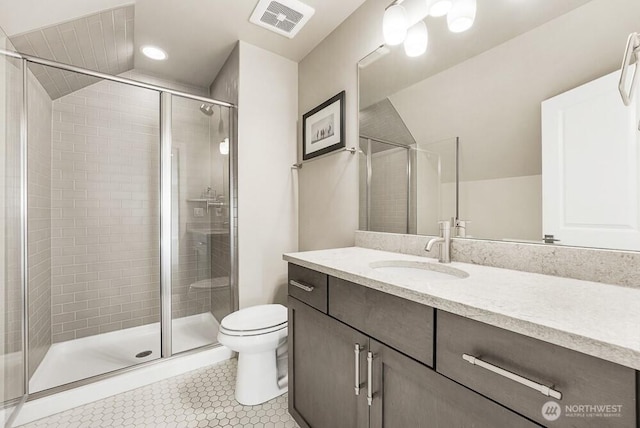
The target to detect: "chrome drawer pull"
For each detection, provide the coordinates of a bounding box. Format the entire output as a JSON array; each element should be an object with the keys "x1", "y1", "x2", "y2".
[
  {"x1": 367, "y1": 352, "x2": 376, "y2": 406},
  {"x1": 462, "y1": 354, "x2": 562, "y2": 400},
  {"x1": 289, "y1": 280, "x2": 314, "y2": 292},
  {"x1": 354, "y1": 344, "x2": 364, "y2": 396}
]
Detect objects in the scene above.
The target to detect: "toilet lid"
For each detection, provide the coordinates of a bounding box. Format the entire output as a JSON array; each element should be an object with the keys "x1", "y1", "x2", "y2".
[{"x1": 221, "y1": 304, "x2": 287, "y2": 332}]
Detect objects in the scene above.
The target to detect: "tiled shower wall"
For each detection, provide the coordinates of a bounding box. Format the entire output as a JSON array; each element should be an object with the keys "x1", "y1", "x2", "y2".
[
  {"x1": 27, "y1": 71, "x2": 53, "y2": 375},
  {"x1": 49, "y1": 71, "x2": 219, "y2": 342},
  {"x1": 50, "y1": 76, "x2": 160, "y2": 342},
  {"x1": 210, "y1": 234, "x2": 231, "y2": 322},
  {"x1": 370, "y1": 148, "x2": 409, "y2": 234}
]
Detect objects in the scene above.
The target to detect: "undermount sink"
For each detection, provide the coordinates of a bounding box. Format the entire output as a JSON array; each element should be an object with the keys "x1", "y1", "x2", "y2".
[{"x1": 369, "y1": 260, "x2": 469, "y2": 281}]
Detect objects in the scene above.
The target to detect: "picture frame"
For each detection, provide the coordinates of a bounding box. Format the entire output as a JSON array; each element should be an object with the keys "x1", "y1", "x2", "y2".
[{"x1": 302, "y1": 91, "x2": 345, "y2": 161}]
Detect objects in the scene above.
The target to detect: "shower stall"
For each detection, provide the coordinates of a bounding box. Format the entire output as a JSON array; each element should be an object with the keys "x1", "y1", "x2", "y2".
[{"x1": 1, "y1": 36, "x2": 237, "y2": 423}]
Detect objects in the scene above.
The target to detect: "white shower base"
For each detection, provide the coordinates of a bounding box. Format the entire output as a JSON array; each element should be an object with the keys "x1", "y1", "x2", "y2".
[{"x1": 30, "y1": 312, "x2": 219, "y2": 393}]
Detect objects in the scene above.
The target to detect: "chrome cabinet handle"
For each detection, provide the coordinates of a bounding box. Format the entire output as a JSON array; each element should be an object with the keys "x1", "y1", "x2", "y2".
[
  {"x1": 354, "y1": 344, "x2": 364, "y2": 395},
  {"x1": 462, "y1": 354, "x2": 562, "y2": 400},
  {"x1": 619, "y1": 32, "x2": 640, "y2": 106},
  {"x1": 367, "y1": 352, "x2": 376, "y2": 406},
  {"x1": 289, "y1": 280, "x2": 314, "y2": 292}
]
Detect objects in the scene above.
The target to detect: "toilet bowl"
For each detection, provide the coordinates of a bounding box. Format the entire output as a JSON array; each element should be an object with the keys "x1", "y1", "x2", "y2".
[{"x1": 217, "y1": 304, "x2": 288, "y2": 405}]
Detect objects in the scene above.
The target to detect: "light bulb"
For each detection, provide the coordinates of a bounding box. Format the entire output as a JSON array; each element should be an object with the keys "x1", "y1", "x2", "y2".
[
  {"x1": 219, "y1": 138, "x2": 229, "y2": 155},
  {"x1": 428, "y1": 0, "x2": 452, "y2": 17},
  {"x1": 404, "y1": 21, "x2": 429, "y2": 57},
  {"x1": 383, "y1": 4, "x2": 408, "y2": 46},
  {"x1": 447, "y1": 0, "x2": 476, "y2": 33}
]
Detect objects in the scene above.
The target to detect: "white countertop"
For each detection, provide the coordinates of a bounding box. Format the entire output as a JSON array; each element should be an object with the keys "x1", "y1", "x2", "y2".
[{"x1": 283, "y1": 247, "x2": 640, "y2": 371}]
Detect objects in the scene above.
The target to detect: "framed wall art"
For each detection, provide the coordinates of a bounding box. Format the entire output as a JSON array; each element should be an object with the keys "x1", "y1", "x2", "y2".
[{"x1": 302, "y1": 91, "x2": 345, "y2": 160}]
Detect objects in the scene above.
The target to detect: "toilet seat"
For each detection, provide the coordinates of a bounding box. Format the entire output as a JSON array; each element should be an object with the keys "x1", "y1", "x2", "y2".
[
  {"x1": 220, "y1": 304, "x2": 287, "y2": 337},
  {"x1": 219, "y1": 323, "x2": 286, "y2": 337}
]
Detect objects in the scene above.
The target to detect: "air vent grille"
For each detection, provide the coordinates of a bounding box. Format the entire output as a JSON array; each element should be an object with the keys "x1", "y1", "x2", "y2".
[{"x1": 250, "y1": 0, "x2": 315, "y2": 39}]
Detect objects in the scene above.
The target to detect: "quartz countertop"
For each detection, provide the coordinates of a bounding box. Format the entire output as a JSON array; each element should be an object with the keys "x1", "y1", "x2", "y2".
[{"x1": 283, "y1": 247, "x2": 640, "y2": 370}]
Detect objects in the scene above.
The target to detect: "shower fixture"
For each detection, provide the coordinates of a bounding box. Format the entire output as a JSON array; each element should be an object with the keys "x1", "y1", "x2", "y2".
[{"x1": 200, "y1": 103, "x2": 215, "y2": 116}]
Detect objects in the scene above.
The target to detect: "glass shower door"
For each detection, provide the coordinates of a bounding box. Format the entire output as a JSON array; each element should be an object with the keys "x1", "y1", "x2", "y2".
[
  {"x1": 170, "y1": 95, "x2": 232, "y2": 355},
  {"x1": 26, "y1": 65, "x2": 162, "y2": 393},
  {"x1": 0, "y1": 31, "x2": 25, "y2": 424}
]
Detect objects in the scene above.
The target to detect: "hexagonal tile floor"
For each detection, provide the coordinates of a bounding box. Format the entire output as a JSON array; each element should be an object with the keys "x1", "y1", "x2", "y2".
[{"x1": 20, "y1": 359, "x2": 300, "y2": 428}]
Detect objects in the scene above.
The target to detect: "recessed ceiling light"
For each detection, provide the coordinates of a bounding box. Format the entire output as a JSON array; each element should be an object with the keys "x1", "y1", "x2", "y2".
[{"x1": 141, "y1": 46, "x2": 168, "y2": 61}]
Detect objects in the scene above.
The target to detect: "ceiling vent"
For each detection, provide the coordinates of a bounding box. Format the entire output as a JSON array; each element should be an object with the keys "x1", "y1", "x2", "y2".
[{"x1": 249, "y1": 0, "x2": 315, "y2": 39}]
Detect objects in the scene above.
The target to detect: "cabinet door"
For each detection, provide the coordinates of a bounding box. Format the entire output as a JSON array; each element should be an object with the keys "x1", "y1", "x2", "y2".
[
  {"x1": 369, "y1": 340, "x2": 541, "y2": 428},
  {"x1": 288, "y1": 296, "x2": 369, "y2": 428}
]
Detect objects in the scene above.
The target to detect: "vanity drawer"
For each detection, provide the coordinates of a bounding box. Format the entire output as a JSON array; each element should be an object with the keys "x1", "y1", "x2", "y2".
[
  {"x1": 288, "y1": 264, "x2": 328, "y2": 313},
  {"x1": 328, "y1": 277, "x2": 434, "y2": 367},
  {"x1": 436, "y1": 311, "x2": 637, "y2": 428}
]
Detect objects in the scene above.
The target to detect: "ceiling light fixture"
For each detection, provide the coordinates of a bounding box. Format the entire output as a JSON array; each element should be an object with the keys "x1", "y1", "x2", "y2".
[
  {"x1": 381, "y1": 0, "x2": 478, "y2": 57},
  {"x1": 382, "y1": 4, "x2": 408, "y2": 46},
  {"x1": 428, "y1": 0, "x2": 453, "y2": 17},
  {"x1": 447, "y1": 0, "x2": 477, "y2": 33},
  {"x1": 141, "y1": 45, "x2": 168, "y2": 61},
  {"x1": 404, "y1": 21, "x2": 429, "y2": 57}
]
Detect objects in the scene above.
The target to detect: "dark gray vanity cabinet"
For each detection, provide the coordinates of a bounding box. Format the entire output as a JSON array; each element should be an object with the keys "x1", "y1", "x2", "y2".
[
  {"x1": 287, "y1": 263, "x2": 541, "y2": 428},
  {"x1": 368, "y1": 339, "x2": 539, "y2": 428},
  {"x1": 288, "y1": 264, "x2": 329, "y2": 313},
  {"x1": 437, "y1": 311, "x2": 638, "y2": 428},
  {"x1": 328, "y1": 277, "x2": 434, "y2": 367},
  {"x1": 288, "y1": 296, "x2": 369, "y2": 428}
]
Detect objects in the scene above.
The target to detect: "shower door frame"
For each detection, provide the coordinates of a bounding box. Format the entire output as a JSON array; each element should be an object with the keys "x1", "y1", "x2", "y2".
[
  {"x1": 0, "y1": 48, "x2": 239, "y2": 403},
  {"x1": 360, "y1": 135, "x2": 412, "y2": 234}
]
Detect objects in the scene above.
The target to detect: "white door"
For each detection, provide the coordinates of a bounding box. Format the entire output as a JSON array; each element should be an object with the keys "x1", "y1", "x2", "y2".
[{"x1": 541, "y1": 70, "x2": 640, "y2": 251}]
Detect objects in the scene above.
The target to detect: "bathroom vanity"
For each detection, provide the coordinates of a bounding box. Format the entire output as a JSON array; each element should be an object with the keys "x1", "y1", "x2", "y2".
[{"x1": 284, "y1": 247, "x2": 640, "y2": 428}]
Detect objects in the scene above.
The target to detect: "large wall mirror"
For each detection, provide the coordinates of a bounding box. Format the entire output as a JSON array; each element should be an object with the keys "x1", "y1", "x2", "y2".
[{"x1": 358, "y1": 0, "x2": 640, "y2": 252}]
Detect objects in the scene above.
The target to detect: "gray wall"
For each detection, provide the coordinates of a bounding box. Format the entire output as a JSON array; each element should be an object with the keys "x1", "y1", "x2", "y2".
[
  {"x1": 210, "y1": 43, "x2": 239, "y2": 106},
  {"x1": 369, "y1": 148, "x2": 408, "y2": 234},
  {"x1": 298, "y1": 0, "x2": 387, "y2": 250},
  {"x1": 49, "y1": 75, "x2": 161, "y2": 342}
]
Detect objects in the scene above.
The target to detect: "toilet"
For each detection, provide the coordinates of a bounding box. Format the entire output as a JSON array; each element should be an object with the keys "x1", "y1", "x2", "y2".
[{"x1": 217, "y1": 304, "x2": 288, "y2": 405}]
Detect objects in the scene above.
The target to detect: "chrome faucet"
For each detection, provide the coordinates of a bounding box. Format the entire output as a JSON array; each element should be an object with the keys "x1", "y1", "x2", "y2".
[{"x1": 424, "y1": 220, "x2": 451, "y2": 263}]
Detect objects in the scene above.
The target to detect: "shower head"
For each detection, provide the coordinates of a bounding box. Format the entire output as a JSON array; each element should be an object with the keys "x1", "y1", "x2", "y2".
[{"x1": 200, "y1": 103, "x2": 214, "y2": 116}]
